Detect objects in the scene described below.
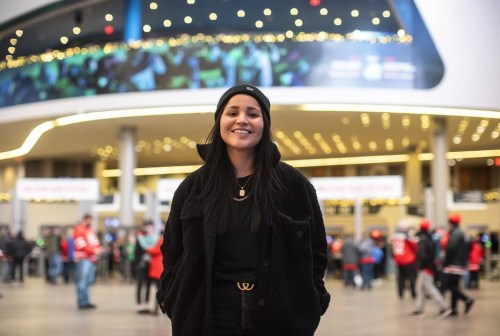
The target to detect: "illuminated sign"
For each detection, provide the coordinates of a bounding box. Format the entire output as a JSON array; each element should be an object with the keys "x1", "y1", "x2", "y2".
[
  {"x1": 16, "y1": 178, "x2": 99, "y2": 201},
  {"x1": 309, "y1": 175, "x2": 403, "y2": 200}
]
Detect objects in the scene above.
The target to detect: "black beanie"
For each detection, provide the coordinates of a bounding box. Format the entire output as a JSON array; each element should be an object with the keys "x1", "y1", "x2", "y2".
[{"x1": 214, "y1": 84, "x2": 271, "y2": 125}]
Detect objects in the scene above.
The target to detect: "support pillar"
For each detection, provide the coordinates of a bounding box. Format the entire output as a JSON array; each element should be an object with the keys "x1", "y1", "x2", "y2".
[
  {"x1": 430, "y1": 117, "x2": 449, "y2": 228},
  {"x1": 11, "y1": 162, "x2": 25, "y2": 234},
  {"x1": 354, "y1": 198, "x2": 362, "y2": 242},
  {"x1": 405, "y1": 145, "x2": 423, "y2": 212},
  {"x1": 119, "y1": 126, "x2": 136, "y2": 228}
]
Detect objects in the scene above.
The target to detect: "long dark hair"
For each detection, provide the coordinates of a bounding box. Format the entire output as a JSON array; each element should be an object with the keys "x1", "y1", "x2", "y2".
[{"x1": 200, "y1": 106, "x2": 282, "y2": 234}]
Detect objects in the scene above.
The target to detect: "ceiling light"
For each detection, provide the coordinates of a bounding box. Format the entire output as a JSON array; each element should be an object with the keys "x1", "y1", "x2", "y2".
[
  {"x1": 143, "y1": 25, "x2": 152, "y2": 33},
  {"x1": 361, "y1": 113, "x2": 370, "y2": 126},
  {"x1": 294, "y1": 19, "x2": 303, "y2": 27},
  {"x1": 402, "y1": 116, "x2": 410, "y2": 128},
  {"x1": 452, "y1": 136, "x2": 462, "y2": 144},
  {"x1": 209, "y1": 13, "x2": 217, "y2": 20},
  {"x1": 187, "y1": 0, "x2": 195, "y2": 4},
  {"x1": 385, "y1": 139, "x2": 394, "y2": 151},
  {"x1": 237, "y1": 10, "x2": 245, "y2": 18},
  {"x1": 150, "y1": 2, "x2": 158, "y2": 10},
  {"x1": 334, "y1": 18, "x2": 342, "y2": 26},
  {"x1": 10, "y1": 39, "x2": 17, "y2": 45},
  {"x1": 303, "y1": 104, "x2": 500, "y2": 119},
  {"x1": 100, "y1": 148, "x2": 500, "y2": 177},
  {"x1": 263, "y1": 8, "x2": 272, "y2": 16},
  {"x1": 383, "y1": 10, "x2": 391, "y2": 18},
  {"x1": 163, "y1": 20, "x2": 172, "y2": 27},
  {"x1": 60, "y1": 37, "x2": 69, "y2": 44},
  {"x1": 351, "y1": 10, "x2": 359, "y2": 17},
  {"x1": 290, "y1": 8, "x2": 299, "y2": 15},
  {"x1": 105, "y1": 14, "x2": 113, "y2": 22},
  {"x1": 320, "y1": 8, "x2": 328, "y2": 15},
  {"x1": 16, "y1": 30, "x2": 23, "y2": 37},
  {"x1": 73, "y1": 27, "x2": 81, "y2": 35},
  {"x1": 402, "y1": 137, "x2": 410, "y2": 148},
  {"x1": 0, "y1": 121, "x2": 55, "y2": 160},
  {"x1": 255, "y1": 21, "x2": 264, "y2": 28},
  {"x1": 372, "y1": 18, "x2": 380, "y2": 25}
]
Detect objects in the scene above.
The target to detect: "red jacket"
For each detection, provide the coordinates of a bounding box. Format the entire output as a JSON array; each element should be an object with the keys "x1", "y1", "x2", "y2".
[
  {"x1": 73, "y1": 224, "x2": 102, "y2": 263},
  {"x1": 469, "y1": 240, "x2": 484, "y2": 271},
  {"x1": 147, "y1": 237, "x2": 164, "y2": 280},
  {"x1": 391, "y1": 233, "x2": 417, "y2": 266}
]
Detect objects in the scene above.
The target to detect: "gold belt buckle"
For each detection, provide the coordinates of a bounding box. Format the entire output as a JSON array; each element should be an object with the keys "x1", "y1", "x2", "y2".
[{"x1": 237, "y1": 282, "x2": 255, "y2": 291}]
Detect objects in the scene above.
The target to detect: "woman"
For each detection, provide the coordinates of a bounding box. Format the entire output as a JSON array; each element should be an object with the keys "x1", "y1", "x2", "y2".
[{"x1": 157, "y1": 84, "x2": 330, "y2": 335}]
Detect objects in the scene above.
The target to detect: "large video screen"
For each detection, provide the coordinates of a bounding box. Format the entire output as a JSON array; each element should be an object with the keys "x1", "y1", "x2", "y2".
[{"x1": 0, "y1": 36, "x2": 443, "y2": 108}]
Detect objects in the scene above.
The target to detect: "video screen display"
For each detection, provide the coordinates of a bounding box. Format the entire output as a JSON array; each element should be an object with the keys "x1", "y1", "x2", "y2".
[{"x1": 0, "y1": 37, "x2": 443, "y2": 109}]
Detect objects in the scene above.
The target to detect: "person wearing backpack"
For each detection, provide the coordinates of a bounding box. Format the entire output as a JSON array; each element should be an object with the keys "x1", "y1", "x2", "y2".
[{"x1": 410, "y1": 219, "x2": 452, "y2": 319}]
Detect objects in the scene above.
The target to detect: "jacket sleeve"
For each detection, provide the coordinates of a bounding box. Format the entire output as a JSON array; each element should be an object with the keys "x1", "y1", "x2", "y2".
[
  {"x1": 157, "y1": 181, "x2": 186, "y2": 314},
  {"x1": 305, "y1": 179, "x2": 331, "y2": 315}
]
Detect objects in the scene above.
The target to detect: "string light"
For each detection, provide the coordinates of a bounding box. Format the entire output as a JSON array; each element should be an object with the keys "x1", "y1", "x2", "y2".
[{"x1": 0, "y1": 31, "x2": 412, "y2": 70}]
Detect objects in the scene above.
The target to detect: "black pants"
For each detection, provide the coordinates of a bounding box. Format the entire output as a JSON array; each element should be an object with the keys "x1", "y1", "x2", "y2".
[
  {"x1": 442, "y1": 273, "x2": 471, "y2": 312},
  {"x1": 397, "y1": 263, "x2": 417, "y2": 299},
  {"x1": 136, "y1": 267, "x2": 151, "y2": 304},
  {"x1": 11, "y1": 259, "x2": 24, "y2": 282},
  {"x1": 211, "y1": 281, "x2": 256, "y2": 336},
  {"x1": 467, "y1": 271, "x2": 479, "y2": 289}
]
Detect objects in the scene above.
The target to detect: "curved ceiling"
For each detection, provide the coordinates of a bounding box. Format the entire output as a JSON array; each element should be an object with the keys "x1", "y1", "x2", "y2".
[{"x1": 0, "y1": 1, "x2": 499, "y2": 174}]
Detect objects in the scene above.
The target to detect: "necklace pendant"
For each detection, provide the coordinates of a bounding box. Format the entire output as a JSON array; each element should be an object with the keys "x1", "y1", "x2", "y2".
[{"x1": 239, "y1": 189, "x2": 245, "y2": 197}]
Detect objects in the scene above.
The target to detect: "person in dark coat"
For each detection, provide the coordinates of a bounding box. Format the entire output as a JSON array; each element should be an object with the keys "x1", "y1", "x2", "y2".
[
  {"x1": 441, "y1": 213, "x2": 475, "y2": 316},
  {"x1": 156, "y1": 84, "x2": 330, "y2": 335},
  {"x1": 10, "y1": 231, "x2": 32, "y2": 283},
  {"x1": 410, "y1": 219, "x2": 451, "y2": 318},
  {"x1": 341, "y1": 235, "x2": 359, "y2": 288}
]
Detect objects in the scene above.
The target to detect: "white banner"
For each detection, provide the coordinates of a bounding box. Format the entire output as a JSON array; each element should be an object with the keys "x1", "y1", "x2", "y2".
[
  {"x1": 16, "y1": 178, "x2": 99, "y2": 201},
  {"x1": 157, "y1": 178, "x2": 184, "y2": 201},
  {"x1": 309, "y1": 175, "x2": 403, "y2": 200}
]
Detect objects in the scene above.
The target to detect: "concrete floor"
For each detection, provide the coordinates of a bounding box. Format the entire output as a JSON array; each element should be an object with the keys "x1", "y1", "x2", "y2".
[{"x1": 0, "y1": 275, "x2": 498, "y2": 336}]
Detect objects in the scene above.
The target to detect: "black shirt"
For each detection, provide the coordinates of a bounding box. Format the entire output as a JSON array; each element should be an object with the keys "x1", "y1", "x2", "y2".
[{"x1": 213, "y1": 178, "x2": 259, "y2": 283}]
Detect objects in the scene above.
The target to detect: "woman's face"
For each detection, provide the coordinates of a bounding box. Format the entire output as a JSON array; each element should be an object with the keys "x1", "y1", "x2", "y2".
[{"x1": 220, "y1": 94, "x2": 264, "y2": 154}]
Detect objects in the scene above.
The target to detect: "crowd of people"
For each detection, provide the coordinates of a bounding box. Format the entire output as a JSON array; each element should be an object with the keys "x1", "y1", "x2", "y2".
[
  {"x1": 0, "y1": 229, "x2": 33, "y2": 284},
  {"x1": 0, "y1": 215, "x2": 165, "y2": 314},
  {"x1": 326, "y1": 213, "x2": 491, "y2": 319},
  {"x1": 0, "y1": 210, "x2": 497, "y2": 323}
]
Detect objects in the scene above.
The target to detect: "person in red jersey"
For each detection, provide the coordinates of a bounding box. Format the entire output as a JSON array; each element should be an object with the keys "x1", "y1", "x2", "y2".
[{"x1": 73, "y1": 214, "x2": 102, "y2": 310}]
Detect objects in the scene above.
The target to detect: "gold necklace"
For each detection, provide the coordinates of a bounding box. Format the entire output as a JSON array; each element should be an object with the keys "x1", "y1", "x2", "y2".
[
  {"x1": 232, "y1": 194, "x2": 249, "y2": 202},
  {"x1": 235, "y1": 176, "x2": 251, "y2": 197}
]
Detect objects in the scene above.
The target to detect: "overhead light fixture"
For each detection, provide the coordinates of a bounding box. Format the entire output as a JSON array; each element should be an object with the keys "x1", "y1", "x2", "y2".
[
  {"x1": 0, "y1": 106, "x2": 214, "y2": 161},
  {"x1": 99, "y1": 148, "x2": 500, "y2": 177},
  {"x1": 302, "y1": 104, "x2": 500, "y2": 119},
  {"x1": 0, "y1": 121, "x2": 55, "y2": 160}
]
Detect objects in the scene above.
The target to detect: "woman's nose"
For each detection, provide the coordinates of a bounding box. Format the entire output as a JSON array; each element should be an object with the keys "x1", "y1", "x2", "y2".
[{"x1": 236, "y1": 112, "x2": 248, "y2": 123}]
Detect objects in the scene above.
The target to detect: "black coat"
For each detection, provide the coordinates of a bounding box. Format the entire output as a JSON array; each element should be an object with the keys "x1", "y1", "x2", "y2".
[
  {"x1": 416, "y1": 230, "x2": 435, "y2": 271},
  {"x1": 444, "y1": 226, "x2": 470, "y2": 269},
  {"x1": 157, "y1": 157, "x2": 330, "y2": 335}
]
